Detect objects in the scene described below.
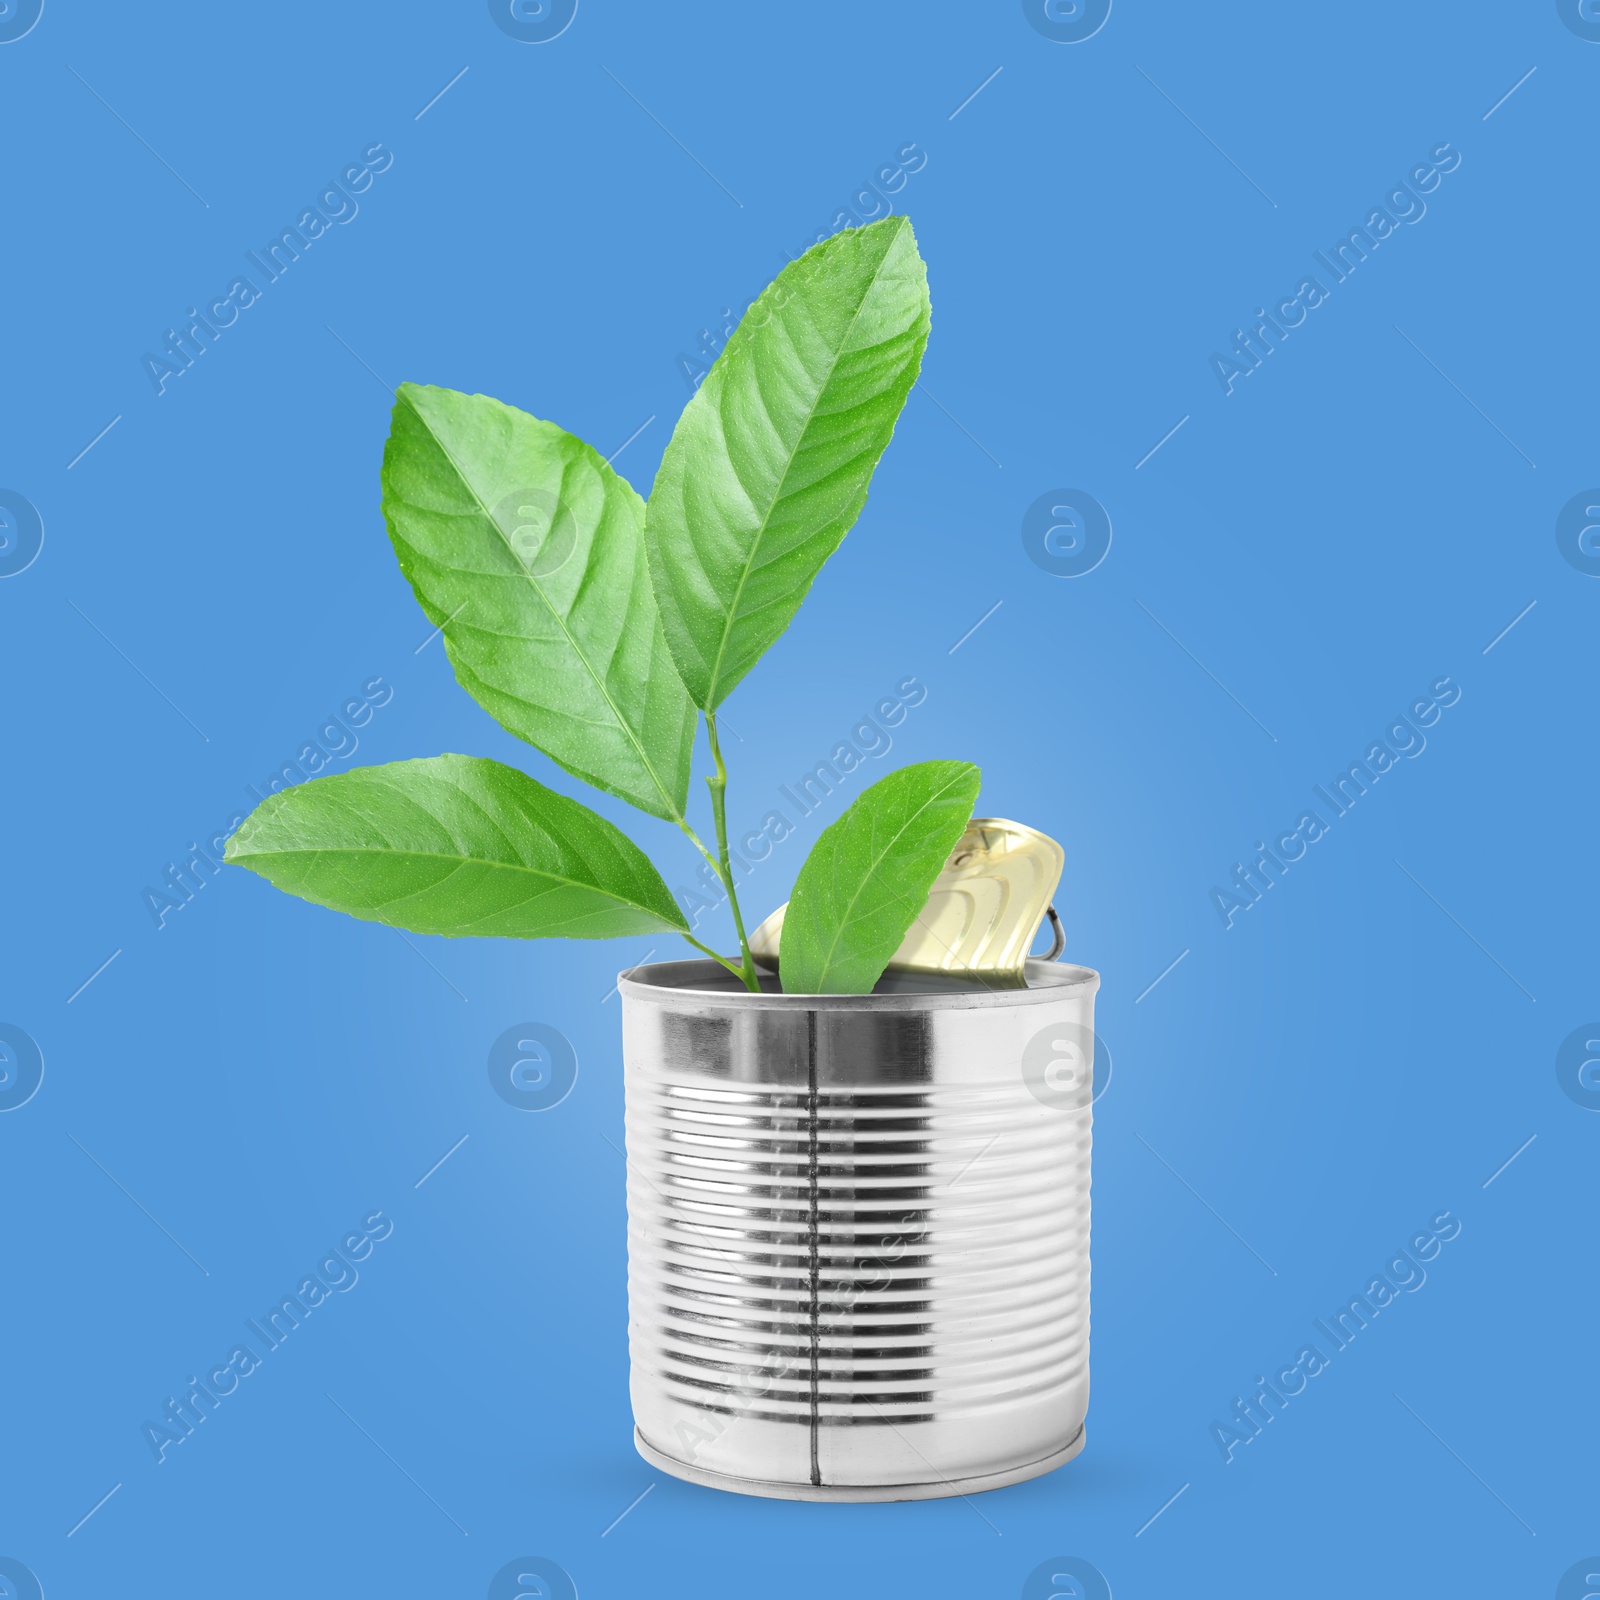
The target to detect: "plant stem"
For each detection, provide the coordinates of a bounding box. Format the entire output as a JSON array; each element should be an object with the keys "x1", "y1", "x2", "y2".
[
  {"x1": 705, "y1": 711, "x2": 761, "y2": 992},
  {"x1": 670, "y1": 815, "x2": 757, "y2": 983},
  {"x1": 674, "y1": 818, "x2": 724, "y2": 883},
  {"x1": 681, "y1": 933, "x2": 747, "y2": 981}
]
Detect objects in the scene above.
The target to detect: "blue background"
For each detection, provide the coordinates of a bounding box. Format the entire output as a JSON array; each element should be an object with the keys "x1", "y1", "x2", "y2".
[{"x1": 2, "y1": 2, "x2": 1595, "y2": 1595}]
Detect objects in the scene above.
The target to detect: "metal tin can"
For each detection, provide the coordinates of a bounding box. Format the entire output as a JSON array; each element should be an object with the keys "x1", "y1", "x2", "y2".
[{"x1": 619, "y1": 957, "x2": 1098, "y2": 1501}]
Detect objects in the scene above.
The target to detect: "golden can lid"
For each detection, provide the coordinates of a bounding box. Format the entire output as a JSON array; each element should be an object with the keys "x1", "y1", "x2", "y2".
[{"x1": 748, "y1": 817, "x2": 1064, "y2": 988}]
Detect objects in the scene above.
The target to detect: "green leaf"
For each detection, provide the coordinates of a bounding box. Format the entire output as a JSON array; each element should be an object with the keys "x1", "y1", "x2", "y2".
[
  {"x1": 381, "y1": 384, "x2": 697, "y2": 822},
  {"x1": 779, "y1": 760, "x2": 981, "y2": 994},
  {"x1": 646, "y1": 217, "x2": 931, "y2": 710},
  {"x1": 224, "y1": 755, "x2": 689, "y2": 940}
]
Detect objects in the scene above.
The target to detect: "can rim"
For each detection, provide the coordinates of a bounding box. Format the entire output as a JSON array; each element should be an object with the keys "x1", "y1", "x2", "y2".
[{"x1": 617, "y1": 957, "x2": 1100, "y2": 1010}]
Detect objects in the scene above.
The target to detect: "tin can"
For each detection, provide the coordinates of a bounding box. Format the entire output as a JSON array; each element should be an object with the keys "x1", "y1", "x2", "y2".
[{"x1": 618, "y1": 955, "x2": 1098, "y2": 1501}]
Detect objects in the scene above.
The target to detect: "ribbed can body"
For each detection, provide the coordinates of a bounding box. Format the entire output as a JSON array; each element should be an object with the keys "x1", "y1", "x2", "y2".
[{"x1": 619, "y1": 959, "x2": 1097, "y2": 1501}]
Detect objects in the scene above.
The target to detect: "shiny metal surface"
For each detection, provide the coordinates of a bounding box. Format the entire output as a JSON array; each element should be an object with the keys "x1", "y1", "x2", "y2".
[
  {"x1": 619, "y1": 958, "x2": 1097, "y2": 1500},
  {"x1": 747, "y1": 816, "x2": 1066, "y2": 989}
]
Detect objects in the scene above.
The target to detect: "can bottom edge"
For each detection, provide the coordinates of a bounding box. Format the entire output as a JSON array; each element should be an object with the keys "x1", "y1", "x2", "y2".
[{"x1": 631, "y1": 1424, "x2": 1087, "y2": 1503}]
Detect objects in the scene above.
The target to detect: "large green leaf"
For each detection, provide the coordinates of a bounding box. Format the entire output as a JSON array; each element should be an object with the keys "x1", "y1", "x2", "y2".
[
  {"x1": 780, "y1": 760, "x2": 981, "y2": 994},
  {"x1": 646, "y1": 217, "x2": 931, "y2": 709},
  {"x1": 381, "y1": 384, "x2": 697, "y2": 822},
  {"x1": 224, "y1": 755, "x2": 688, "y2": 940}
]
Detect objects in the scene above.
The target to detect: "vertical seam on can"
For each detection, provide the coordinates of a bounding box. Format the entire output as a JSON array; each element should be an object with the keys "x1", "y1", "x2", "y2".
[{"x1": 806, "y1": 1007, "x2": 821, "y2": 1488}]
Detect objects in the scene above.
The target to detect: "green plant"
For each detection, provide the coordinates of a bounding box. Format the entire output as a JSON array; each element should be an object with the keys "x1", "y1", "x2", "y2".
[{"x1": 226, "y1": 216, "x2": 979, "y2": 994}]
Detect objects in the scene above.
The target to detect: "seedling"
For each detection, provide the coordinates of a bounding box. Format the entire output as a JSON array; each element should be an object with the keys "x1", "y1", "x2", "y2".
[{"x1": 227, "y1": 217, "x2": 978, "y2": 994}]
